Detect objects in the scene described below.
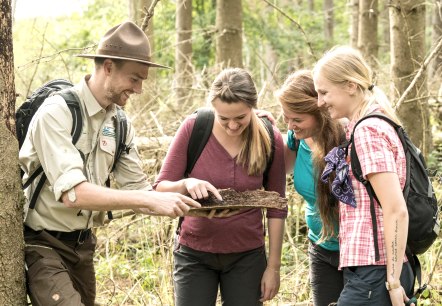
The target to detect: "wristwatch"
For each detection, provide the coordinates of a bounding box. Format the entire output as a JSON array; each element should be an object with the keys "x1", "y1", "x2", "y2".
[{"x1": 385, "y1": 281, "x2": 401, "y2": 291}]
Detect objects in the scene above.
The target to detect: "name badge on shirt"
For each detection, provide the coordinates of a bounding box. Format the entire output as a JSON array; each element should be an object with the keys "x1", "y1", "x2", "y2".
[
  {"x1": 100, "y1": 125, "x2": 116, "y2": 155},
  {"x1": 102, "y1": 126, "x2": 116, "y2": 138}
]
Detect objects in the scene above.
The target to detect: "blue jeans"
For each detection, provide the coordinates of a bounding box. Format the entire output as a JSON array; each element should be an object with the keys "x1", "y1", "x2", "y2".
[
  {"x1": 309, "y1": 241, "x2": 344, "y2": 306},
  {"x1": 338, "y1": 262, "x2": 414, "y2": 306},
  {"x1": 173, "y1": 244, "x2": 267, "y2": 306}
]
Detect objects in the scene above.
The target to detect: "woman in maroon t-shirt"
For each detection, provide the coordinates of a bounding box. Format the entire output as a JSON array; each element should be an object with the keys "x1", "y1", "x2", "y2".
[{"x1": 154, "y1": 68, "x2": 287, "y2": 306}]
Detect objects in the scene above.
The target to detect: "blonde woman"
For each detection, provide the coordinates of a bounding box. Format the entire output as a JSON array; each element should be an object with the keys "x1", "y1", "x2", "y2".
[
  {"x1": 313, "y1": 46, "x2": 415, "y2": 306},
  {"x1": 154, "y1": 68, "x2": 286, "y2": 306}
]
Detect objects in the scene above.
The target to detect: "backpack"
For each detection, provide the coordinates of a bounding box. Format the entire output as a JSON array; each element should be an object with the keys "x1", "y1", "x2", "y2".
[
  {"x1": 176, "y1": 108, "x2": 276, "y2": 233},
  {"x1": 16, "y1": 79, "x2": 128, "y2": 219},
  {"x1": 287, "y1": 130, "x2": 301, "y2": 155},
  {"x1": 346, "y1": 112, "x2": 440, "y2": 292}
]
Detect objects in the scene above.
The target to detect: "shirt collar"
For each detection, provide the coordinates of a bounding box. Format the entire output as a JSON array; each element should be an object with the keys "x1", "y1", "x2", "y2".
[
  {"x1": 345, "y1": 104, "x2": 382, "y2": 139},
  {"x1": 75, "y1": 75, "x2": 116, "y2": 117}
]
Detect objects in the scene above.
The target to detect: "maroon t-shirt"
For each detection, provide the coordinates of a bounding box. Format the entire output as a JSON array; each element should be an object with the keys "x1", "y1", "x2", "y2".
[{"x1": 154, "y1": 114, "x2": 287, "y2": 253}]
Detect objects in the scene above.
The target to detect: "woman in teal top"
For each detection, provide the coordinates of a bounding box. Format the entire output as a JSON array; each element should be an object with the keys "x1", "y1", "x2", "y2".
[
  {"x1": 276, "y1": 70, "x2": 344, "y2": 306},
  {"x1": 288, "y1": 132, "x2": 339, "y2": 251}
]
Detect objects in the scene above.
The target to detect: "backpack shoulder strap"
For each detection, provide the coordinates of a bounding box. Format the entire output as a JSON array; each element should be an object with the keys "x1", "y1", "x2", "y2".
[
  {"x1": 105, "y1": 107, "x2": 128, "y2": 220},
  {"x1": 113, "y1": 106, "x2": 128, "y2": 171},
  {"x1": 58, "y1": 88, "x2": 83, "y2": 145},
  {"x1": 177, "y1": 108, "x2": 214, "y2": 234},
  {"x1": 261, "y1": 117, "x2": 275, "y2": 189},
  {"x1": 26, "y1": 88, "x2": 83, "y2": 210},
  {"x1": 349, "y1": 112, "x2": 402, "y2": 184},
  {"x1": 287, "y1": 130, "x2": 300, "y2": 154},
  {"x1": 185, "y1": 108, "x2": 215, "y2": 176},
  {"x1": 349, "y1": 112, "x2": 403, "y2": 262}
]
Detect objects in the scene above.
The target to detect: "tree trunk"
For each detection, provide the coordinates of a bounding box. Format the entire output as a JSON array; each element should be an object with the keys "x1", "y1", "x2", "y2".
[
  {"x1": 175, "y1": 0, "x2": 193, "y2": 106},
  {"x1": 127, "y1": 0, "x2": 157, "y2": 118},
  {"x1": 358, "y1": 0, "x2": 378, "y2": 67},
  {"x1": 323, "y1": 0, "x2": 334, "y2": 49},
  {"x1": 215, "y1": 0, "x2": 243, "y2": 68},
  {"x1": 307, "y1": 0, "x2": 314, "y2": 12},
  {"x1": 0, "y1": 0, "x2": 27, "y2": 304},
  {"x1": 349, "y1": 0, "x2": 359, "y2": 48},
  {"x1": 430, "y1": 0, "x2": 442, "y2": 78},
  {"x1": 380, "y1": 1, "x2": 390, "y2": 55},
  {"x1": 390, "y1": 0, "x2": 431, "y2": 155}
]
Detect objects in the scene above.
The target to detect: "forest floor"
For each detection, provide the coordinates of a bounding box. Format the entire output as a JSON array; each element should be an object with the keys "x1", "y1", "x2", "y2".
[{"x1": 92, "y1": 145, "x2": 442, "y2": 306}]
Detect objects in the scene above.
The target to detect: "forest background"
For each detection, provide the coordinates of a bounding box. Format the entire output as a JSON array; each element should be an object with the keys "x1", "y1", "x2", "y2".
[{"x1": 1, "y1": 0, "x2": 442, "y2": 305}]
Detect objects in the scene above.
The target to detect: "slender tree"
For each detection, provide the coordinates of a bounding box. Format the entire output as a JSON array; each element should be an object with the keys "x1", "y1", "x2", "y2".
[
  {"x1": 323, "y1": 0, "x2": 334, "y2": 49},
  {"x1": 307, "y1": 0, "x2": 314, "y2": 12},
  {"x1": 350, "y1": 0, "x2": 359, "y2": 48},
  {"x1": 0, "y1": 0, "x2": 27, "y2": 304},
  {"x1": 175, "y1": 0, "x2": 193, "y2": 106},
  {"x1": 380, "y1": 1, "x2": 390, "y2": 55},
  {"x1": 390, "y1": 0, "x2": 431, "y2": 155},
  {"x1": 358, "y1": 0, "x2": 378, "y2": 67},
  {"x1": 215, "y1": 0, "x2": 243, "y2": 68},
  {"x1": 430, "y1": 0, "x2": 442, "y2": 78}
]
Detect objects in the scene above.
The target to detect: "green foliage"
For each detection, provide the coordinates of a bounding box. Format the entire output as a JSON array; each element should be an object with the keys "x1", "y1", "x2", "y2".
[{"x1": 13, "y1": 0, "x2": 126, "y2": 105}]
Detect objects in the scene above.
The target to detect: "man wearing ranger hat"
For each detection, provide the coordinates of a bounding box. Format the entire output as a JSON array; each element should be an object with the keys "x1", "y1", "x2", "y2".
[{"x1": 20, "y1": 21, "x2": 200, "y2": 306}]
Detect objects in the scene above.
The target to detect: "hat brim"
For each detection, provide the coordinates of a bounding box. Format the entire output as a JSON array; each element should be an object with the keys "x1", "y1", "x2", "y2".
[{"x1": 76, "y1": 54, "x2": 171, "y2": 69}]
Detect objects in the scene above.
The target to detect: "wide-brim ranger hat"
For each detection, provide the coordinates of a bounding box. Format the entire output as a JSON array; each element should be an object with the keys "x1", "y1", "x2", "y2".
[{"x1": 77, "y1": 21, "x2": 170, "y2": 69}]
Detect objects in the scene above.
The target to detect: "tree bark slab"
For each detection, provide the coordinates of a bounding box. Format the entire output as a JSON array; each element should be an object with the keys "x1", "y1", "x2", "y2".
[{"x1": 187, "y1": 188, "x2": 287, "y2": 217}]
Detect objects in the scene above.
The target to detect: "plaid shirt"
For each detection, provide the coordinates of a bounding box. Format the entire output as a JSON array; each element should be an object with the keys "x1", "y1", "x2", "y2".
[{"x1": 339, "y1": 111, "x2": 406, "y2": 268}]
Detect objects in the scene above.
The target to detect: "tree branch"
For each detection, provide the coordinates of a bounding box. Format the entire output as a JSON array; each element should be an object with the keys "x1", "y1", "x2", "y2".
[
  {"x1": 394, "y1": 36, "x2": 442, "y2": 109},
  {"x1": 141, "y1": 0, "x2": 161, "y2": 32},
  {"x1": 262, "y1": 0, "x2": 317, "y2": 61}
]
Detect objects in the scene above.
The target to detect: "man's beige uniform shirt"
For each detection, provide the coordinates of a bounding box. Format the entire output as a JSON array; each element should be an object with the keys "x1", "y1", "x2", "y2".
[{"x1": 19, "y1": 76, "x2": 151, "y2": 232}]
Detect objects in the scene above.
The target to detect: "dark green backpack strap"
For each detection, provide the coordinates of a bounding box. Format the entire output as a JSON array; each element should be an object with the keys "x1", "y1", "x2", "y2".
[
  {"x1": 106, "y1": 106, "x2": 128, "y2": 220},
  {"x1": 261, "y1": 117, "x2": 275, "y2": 189},
  {"x1": 185, "y1": 108, "x2": 215, "y2": 176},
  {"x1": 59, "y1": 89, "x2": 83, "y2": 145},
  {"x1": 113, "y1": 107, "x2": 128, "y2": 171}
]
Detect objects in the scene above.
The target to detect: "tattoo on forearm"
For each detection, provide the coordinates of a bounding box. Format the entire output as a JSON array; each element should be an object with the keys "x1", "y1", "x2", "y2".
[{"x1": 390, "y1": 220, "x2": 398, "y2": 279}]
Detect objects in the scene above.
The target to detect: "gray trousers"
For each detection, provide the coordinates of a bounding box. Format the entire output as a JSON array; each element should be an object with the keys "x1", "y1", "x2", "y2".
[
  {"x1": 337, "y1": 262, "x2": 414, "y2": 306},
  {"x1": 24, "y1": 228, "x2": 96, "y2": 306},
  {"x1": 309, "y1": 241, "x2": 344, "y2": 306},
  {"x1": 173, "y1": 244, "x2": 267, "y2": 306}
]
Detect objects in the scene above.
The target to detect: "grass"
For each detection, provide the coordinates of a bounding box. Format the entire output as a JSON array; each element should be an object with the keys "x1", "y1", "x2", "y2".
[{"x1": 94, "y1": 184, "x2": 442, "y2": 305}]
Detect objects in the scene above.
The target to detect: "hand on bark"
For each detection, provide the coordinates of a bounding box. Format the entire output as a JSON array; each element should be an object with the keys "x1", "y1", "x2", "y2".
[
  {"x1": 138, "y1": 191, "x2": 200, "y2": 218},
  {"x1": 183, "y1": 178, "x2": 223, "y2": 201}
]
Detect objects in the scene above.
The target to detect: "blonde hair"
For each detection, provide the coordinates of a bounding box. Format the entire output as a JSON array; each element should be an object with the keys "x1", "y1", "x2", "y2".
[
  {"x1": 313, "y1": 46, "x2": 401, "y2": 124},
  {"x1": 276, "y1": 70, "x2": 344, "y2": 240},
  {"x1": 208, "y1": 68, "x2": 271, "y2": 176}
]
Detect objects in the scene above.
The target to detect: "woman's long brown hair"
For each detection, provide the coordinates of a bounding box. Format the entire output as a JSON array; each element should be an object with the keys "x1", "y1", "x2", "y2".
[{"x1": 276, "y1": 70, "x2": 345, "y2": 240}]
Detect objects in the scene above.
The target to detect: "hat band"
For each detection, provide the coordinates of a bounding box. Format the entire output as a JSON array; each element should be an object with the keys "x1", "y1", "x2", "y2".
[{"x1": 97, "y1": 48, "x2": 152, "y2": 62}]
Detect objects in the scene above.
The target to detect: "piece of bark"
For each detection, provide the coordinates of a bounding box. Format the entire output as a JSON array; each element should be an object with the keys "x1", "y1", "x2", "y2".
[{"x1": 187, "y1": 188, "x2": 287, "y2": 217}]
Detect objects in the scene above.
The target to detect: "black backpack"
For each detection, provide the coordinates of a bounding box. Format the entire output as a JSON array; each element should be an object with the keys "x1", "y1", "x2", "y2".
[
  {"x1": 16, "y1": 79, "x2": 128, "y2": 218},
  {"x1": 346, "y1": 113, "x2": 440, "y2": 292},
  {"x1": 176, "y1": 108, "x2": 276, "y2": 233}
]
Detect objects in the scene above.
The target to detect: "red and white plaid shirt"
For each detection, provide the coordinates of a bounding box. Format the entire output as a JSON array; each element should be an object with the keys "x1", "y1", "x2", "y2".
[{"x1": 339, "y1": 109, "x2": 407, "y2": 268}]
